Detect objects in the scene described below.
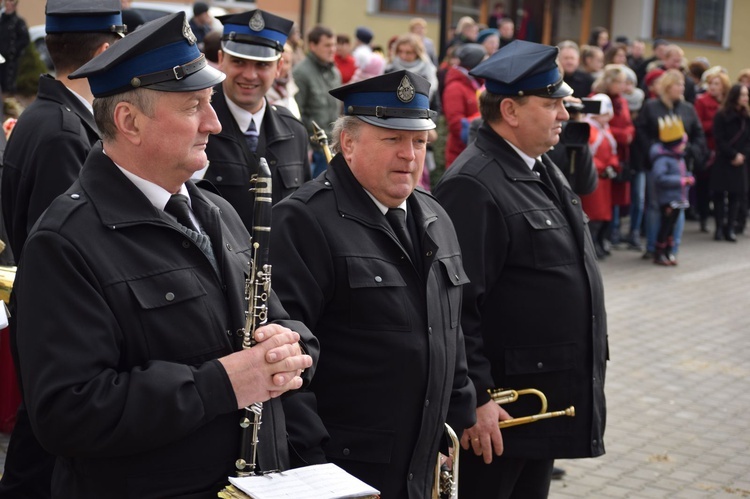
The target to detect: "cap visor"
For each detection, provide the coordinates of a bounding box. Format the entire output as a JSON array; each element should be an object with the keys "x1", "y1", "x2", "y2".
[
  {"x1": 147, "y1": 65, "x2": 226, "y2": 93},
  {"x1": 222, "y1": 41, "x2": 281, "y2": 62},
  {"x1": 549, "y1": 80, "x2": 574, "y2": 99},
  {"x1": 357, "y1": 116, "x2": 436, "y2": 131}
]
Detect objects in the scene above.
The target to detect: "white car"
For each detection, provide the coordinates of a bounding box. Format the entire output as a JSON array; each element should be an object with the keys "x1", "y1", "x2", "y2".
[{"x1": 29, "y1": 1, "x2": 233, "y2": 72}]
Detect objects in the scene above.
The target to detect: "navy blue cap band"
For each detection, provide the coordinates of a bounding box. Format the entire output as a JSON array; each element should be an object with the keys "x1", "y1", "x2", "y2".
[
  {"x1": 89, "y1": 40, "x2": 200, "y2": 96},
  {"x1": 222, "y1": 23, "x2": 287, "y2": 47},
  {"x1": 46, "y1": 13, "x2": 124, "y2": 33},
  {"x1": 343, "y1": 91, "x2": 430, "y2": 115},
  {"x1": 484, "y1": 66, "x2": 560, "y2": 95}
]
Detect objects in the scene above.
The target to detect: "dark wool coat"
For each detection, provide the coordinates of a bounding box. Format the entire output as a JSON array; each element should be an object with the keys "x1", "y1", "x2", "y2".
[
  {"x1": 204, "y1": 87, "x2": 310, "y2": 231},
  {"x1": 14, "y1": 146, "x2": 318, "y2": 499},
  {"x1": 270, "y1": 155, "x2": 476, "y2": 499},
  {"x1": 434, "y1": 123, "x2": 608, "y2": 460},
  {"x1": 710, "y1": 109, "x2": 750, "y2": 194},
  {"x1": 2, "y1": 75, "x2": 100, "y2": 258}
]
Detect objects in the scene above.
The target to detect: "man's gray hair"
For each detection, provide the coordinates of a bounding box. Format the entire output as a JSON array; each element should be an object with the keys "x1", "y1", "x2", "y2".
[
  {"x1": 330, "y1": 116, "x2": 364, "y2": 154},
  {"x1": 93, "y1": 88, "x2": 156, "y2": 141}
]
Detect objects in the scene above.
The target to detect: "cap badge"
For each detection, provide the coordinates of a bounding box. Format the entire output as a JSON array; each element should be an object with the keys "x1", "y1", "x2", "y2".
[
  {"x1": 183, "y1": 17, "x2": 197, "y2": 45},
  {"x1": 397, "y1": 75, "x2": 415, "y2": 103},
  {"x1": 249, "y1": 11, "x2": 265, "y2": 32}
]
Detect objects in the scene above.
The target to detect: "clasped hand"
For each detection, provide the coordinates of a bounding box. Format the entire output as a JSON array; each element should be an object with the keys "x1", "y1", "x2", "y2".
[{"x1": 219, "y1": 324, "x2": 313, "y2": 409}]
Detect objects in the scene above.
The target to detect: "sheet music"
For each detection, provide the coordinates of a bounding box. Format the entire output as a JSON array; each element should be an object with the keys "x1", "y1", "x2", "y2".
[{"x1": 228, "y1": 463, "x2": 380, "y2": 499}]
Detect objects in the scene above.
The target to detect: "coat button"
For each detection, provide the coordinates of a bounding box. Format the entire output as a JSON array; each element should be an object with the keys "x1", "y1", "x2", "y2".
[
  {"x1": 374, "y1": 276, "x2": 382, "y2": 283},
  {"x1": 165, "y1": 292, "x2": 175, "y2": 301},
  {"x1": 70, "y1": 193, "x2": 80, "y2": 200},
  {"x1": 226, "y1": 330, "x2": 232, "y2": 337},
  {"x1": 454, "y1": 274, "x2": 460, "y2": 281},
  {"x1": 428, "y1": 326, "x2": 432, "y2": 335},
  {"x1": 343, "y1": 448, "x2": 350, "y2": 456},
  {"x1": 325, "y1": 181, "x2": 331, "y2": 186},
  {"x1": 215, "y1": 176, "x2": 223, "y2": 182},
  {"x1": 572, "y1": 199, "x2": 579, "y2": 205},
  {"x1": 408, "y1": 473, "x2": 414, "y2": 481},
  {"x1": 226, "y1": 243, "x2": 232, "y2": 250},
  {"x1": 545, "y1": 219, "x2": 552, "y2": 226},
  {"x1": 182, "y1": 241, "x2": 190, "y2": 248},
  {"x1": 424, "y1": 399, "x2": 430, "y2": 407},
  {"x1": 537, "y1": 362, "x2": 544, "y2": 369},
  {"x1": 426, "y1": 250, "x2": 433, "y2": 256}
]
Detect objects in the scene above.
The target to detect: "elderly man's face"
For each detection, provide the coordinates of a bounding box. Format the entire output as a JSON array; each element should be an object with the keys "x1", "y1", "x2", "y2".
[
  {"x1": 558, "y1": 48, "x2": 579, "y2": 75},
  {"x1": 137, "y1": 88, "x2": 221, "y2": 191},
  {"x1": 342, "y1": 122, "x2": 428, "y2": 207},
  {"x1": 509, "y1": 96, "x2": 569, "y2": 158}
]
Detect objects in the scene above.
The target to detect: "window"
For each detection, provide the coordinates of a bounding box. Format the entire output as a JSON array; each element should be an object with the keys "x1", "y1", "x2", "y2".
[
  {"x1": 654, "y1": 0, "x2": 727, "y2": 44},
  {"x1": 380, "y1": 0, "x2": 439, "y2": 16}
]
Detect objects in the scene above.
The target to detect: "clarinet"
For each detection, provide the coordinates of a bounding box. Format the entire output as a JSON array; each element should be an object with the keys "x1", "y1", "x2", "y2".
[{"x1": 235, "y1": 157, "x2": 273, "y2": 476}]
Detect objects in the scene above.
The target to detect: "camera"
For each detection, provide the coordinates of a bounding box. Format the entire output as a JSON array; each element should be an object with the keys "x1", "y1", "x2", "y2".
[{"x1": 560, "y1": 98, "x2": 601, "y2": 147}]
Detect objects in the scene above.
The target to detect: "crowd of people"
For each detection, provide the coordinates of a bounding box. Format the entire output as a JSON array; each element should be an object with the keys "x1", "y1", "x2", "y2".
[
  {"x1": 0, "y1": 1, "x2": 745, "y2": 498},
  {"x1": 556, "y1": 30, "x2": 750, "y2": 265}
]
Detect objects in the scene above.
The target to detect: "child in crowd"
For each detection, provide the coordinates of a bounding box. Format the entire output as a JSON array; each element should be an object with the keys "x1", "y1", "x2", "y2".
[
  {"x1": 582, "y1": 93, "x2": 619, "y2": 259},
  {"x1": 650, "y1": 115, "x2": 695, "y2": 266}
]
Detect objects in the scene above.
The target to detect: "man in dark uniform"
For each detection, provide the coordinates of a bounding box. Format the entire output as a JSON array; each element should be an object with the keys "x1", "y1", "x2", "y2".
[
  {"x1": 12, "y1": 13, "x2": 315, "y2": 498},
  {"x1": 203, "y1": 9, "x2": 309, "y2": 231},
  {"x1": 270, "y1": 70, "x2": 476, "y2": 499},
  {"x1": 1, "y1": 0, "x2": 125, "y2": 259},
  {"x1": 0, "y1": 2, "x2": 125, "y2": 496},
  {"x1": 434, "y1": 40, "x2": 608, "y2": 499}
]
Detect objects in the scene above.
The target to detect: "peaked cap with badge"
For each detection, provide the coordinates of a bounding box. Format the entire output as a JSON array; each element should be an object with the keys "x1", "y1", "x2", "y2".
[
  {"x1": 45, "y1": 0, "x2": 126, "y2": 35},
  {"x1": 217, "y1": 9, "x2": 293, "y2": 62},
  {"x1": 68, "y1": 12, "x2": 225, "y2": 97},
  {"x1": 470, "y1": 39, "x2": 573, "y2": 98},
  {"x1": 329, "y1": 70, "x2": 437, "y2": 131}
]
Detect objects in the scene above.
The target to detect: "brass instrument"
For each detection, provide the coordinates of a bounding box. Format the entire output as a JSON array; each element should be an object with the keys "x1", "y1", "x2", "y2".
[
  {"x1": 432, "y1": 424, "x2": 459, "y2": 499},
  {"x1": 310, "y1": 120, "x2": 333, "y2": 164},
  {"x1": 490, "y1": 388, "x2": 575, "y2": 429},
  {"x1": 235, "y1": 158, "x2": 273, "y2": 477}
]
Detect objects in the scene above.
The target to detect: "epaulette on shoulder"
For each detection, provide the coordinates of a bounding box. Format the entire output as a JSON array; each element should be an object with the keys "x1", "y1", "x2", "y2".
[
  {"x1": 270, "y1": 104, "x2": 304, "y2": 125},
  {"x1": 292, "y1": 176, "x2": 332, "y2": 204},
  {"x1": 35, "y1": 187, "x2": 87, "y2": 231},
  {"x1": 60, "y1": 105, "x2": 84, "y2": 135}
]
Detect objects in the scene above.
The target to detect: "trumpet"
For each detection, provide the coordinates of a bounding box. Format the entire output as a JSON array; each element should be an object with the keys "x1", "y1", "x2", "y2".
[
  {"x1": 310, "y1": 120, "x2": 333, "y2": 164},
  {"x1": 432, "y1": 423, "x2": 459, "y2": 499},
  {"x1": 489, "y1": 388, "x2": 575, "y2": 429}
]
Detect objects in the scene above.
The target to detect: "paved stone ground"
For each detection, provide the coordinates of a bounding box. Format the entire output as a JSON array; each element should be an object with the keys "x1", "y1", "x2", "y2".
[
  {"x1": 551, "y1": 220, "x2": 750, "y2": 498},
  {"x1": 1, "y1": 219, "x2": 750, "y2": 498}
]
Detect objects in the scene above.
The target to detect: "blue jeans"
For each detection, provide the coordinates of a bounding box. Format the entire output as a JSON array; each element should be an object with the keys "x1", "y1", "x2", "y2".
[
  {"x1": 628, "y1": 171, "x2": 646, "y2": 236},
  {"x1": 311, "y1": 150, "x2": 328, "y2": 178}
]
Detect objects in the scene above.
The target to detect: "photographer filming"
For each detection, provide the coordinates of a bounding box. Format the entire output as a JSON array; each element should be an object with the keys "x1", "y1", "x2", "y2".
[{"x1": 546, "y1": 96, "x2": 598, "y2": 196}]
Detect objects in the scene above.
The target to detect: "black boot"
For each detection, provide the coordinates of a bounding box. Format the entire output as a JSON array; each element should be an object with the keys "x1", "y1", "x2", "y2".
[
  {"x1": 715, "y1": 226, "x2": 724, "y2": 241},
  {"x1": 725, "y1": 228, "x2": 738, "y2": 242},
  {"x1": 699, "y1": 217, "x2": 709, "y2": 233}
]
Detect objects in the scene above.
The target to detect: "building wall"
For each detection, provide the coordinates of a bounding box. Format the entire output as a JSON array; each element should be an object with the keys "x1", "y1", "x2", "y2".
[
  {"x1": 304, "y1": 0, "x2": 440, "y2": 51},
  {"x1": 613, "y1": 0, "x2": 749, "y2": 81}
]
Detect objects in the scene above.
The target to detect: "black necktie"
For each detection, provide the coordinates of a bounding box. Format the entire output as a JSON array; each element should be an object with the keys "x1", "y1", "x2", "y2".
[
  {"x1": 165, "y1": 194, "x2": 197, "y2": 231},
  {"x1": 245, "y1": 119, "x2": 259, "y2": 152},
  {"x1": 533, "y1": 160, "x2": 555, "y2": 191},
  {"x1": 386, "y1": 208, "x2": 416, "y2": 261},
  {"x1": 165, "y1": 194, "x2": 218, "y2": 271}
]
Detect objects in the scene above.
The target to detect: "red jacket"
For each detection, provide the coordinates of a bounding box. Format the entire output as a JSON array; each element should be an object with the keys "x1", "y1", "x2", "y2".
[
  {"x1": 334, "y1": 54, "x2": 356, "y2": 84},
  {"x1": 581, "y1": 124, "x2": 618, "y2": 221},
  {"x1": 607, "y1": 94, "x2": 634, "y2": 206},
  {"x1": 442, "y1": 66, "x2": 480, "y2": 167},
  {"x1": 695, "y1": 92, "x2": 721, "y2": 151}
]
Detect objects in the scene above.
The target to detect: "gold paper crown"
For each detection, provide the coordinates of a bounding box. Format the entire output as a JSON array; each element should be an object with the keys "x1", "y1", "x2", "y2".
[{"x1": 658, "y1": 115, "x2": 685, "y2": 144}]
